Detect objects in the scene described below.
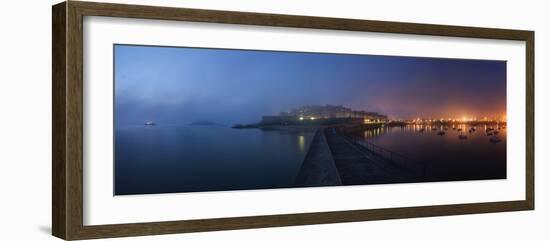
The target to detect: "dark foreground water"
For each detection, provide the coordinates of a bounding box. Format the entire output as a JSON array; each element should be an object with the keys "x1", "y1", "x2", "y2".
[
  {"x1": 115, "y1": 125, "x2": 315, "y2": 195},
  {"x1": 115, "y1": 123, "x2": 506, "y2": 195},
  {"x1": 360, "y1": 124, "x2": 506, "y2": 182}
]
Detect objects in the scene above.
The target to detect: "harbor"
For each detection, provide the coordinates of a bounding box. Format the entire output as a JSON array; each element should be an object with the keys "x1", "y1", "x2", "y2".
[
  {"x1": 133, "y1": 104, "x2": 506, "y2": 191},
  {"x1": 234, "y1": 105, "x2": 508, "y2": 188},
  {"x1": 295, "y1": 121, "x2": 506, "y2": 187},
  {"x1": 113, "y1": 44, "x2": 508, "y2": 195}
]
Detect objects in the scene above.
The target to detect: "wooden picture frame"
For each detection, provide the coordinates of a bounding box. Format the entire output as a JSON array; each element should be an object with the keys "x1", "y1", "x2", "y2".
[{"x1": 52, "y1": 1, "x2": 534, "y2": 240}]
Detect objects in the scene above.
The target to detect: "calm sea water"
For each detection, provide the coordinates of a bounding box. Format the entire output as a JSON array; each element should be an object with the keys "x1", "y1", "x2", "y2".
[
  {"x1": 361, "y1": 124, "x2": 506, "y2": 182},
  {"x1": 115, "y1": 123, "x2": 506, "y2": 195},
  {"x1": 115, "y1": 125, "x2": 315, "y2": 195}
]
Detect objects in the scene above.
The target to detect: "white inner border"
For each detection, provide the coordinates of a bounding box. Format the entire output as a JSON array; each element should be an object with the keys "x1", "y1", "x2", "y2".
[{"x1": 83, "y1": 16, "x2": 526, "y2": 225}]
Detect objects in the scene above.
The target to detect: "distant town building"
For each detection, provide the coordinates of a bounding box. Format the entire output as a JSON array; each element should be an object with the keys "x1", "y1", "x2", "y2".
[{"x1": 260, "y1": 104, "x2": 387, "y2": 125}]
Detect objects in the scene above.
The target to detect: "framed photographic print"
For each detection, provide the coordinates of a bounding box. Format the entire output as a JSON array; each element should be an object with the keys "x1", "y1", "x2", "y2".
[{"x1": 52, "y1": 1, "x2": 534, "y2": 240}]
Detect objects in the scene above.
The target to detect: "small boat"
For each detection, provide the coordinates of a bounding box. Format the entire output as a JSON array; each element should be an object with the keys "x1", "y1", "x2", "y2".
[
  {"x1": 469, "y1": 127, "x2": 476, "y2": 132},
  {"x1": 457, "y1": 128, "x2": 462, "y2": 131},
  {"x1": 458, "y1": 134, "x2": 468, "y2": 140},
  {"x1": 486, "y1": 127, "x2": 494, "y2": 132},
  {"x1": 486, "y1": 132, "x2": 493, "y2": 136},
  {"x1": 493, "y1": 130, "x2": 499, "y2": 135},
  {"x1": 468, "y1": 130, "x2": 472, "y2": 134},
  {"x1": 144, "y1": 121, "x2": 155, "y2": 126},
  {"x1": 418, "y1": 128, "x2": 425, "y2": 133},
  {"x1": 437, "y1": 131, "x2": 445, "y2": 136},
  {"x1": 489, "y1": 136, "x2": 502, "y2": 144},
  {"x1": 452, "y1": 127, "x2": 456, "y2": 130}
]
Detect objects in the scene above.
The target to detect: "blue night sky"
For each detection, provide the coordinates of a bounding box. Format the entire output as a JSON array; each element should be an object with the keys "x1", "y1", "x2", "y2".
[{"x1": 114, "y1": 44, "x2": 506, "y2": 125}]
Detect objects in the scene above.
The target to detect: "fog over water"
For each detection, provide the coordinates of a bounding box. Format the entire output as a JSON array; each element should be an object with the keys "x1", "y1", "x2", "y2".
[
  {"x1": 114, "y1": 45, "x2": 506, "y2": 126},
  {"x1": 114, "y1": 45, "x2": 507, "y2": 195}
]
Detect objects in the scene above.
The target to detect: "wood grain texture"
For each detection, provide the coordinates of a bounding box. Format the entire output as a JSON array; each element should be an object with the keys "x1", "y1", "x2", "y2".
[
  {"x1": 74, "y1": 201, "x2": 530, "y2": 240},
  {"x1": 52, "y1": 2, "x2": 67, "y2": 239},
  {"x1": 66, "y1": 2, "x2": 85, "y2": 240},
  {"x1": 71, "y1": 1, "x2": 534, "y2": 40},
  {"x1": 51, "y1": 1, "x2": 535, "y2": 240},
  {"x1": 525, "y1": 32, "x2": 535, "y2": 209}
]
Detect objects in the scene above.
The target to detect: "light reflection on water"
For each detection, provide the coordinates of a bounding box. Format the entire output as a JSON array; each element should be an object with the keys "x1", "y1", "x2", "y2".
[
  {"x1": 361, "y1": 123, "x2": 506, "y2": 181},
  {"x1": 115, "y1": 125, "x2": 315, "y2": 195},
  {"x1": 115, "y1": 122, "x2": 507, "y2": 195},
  {"x1": 298, "y1": 135, "x2": 306, "y2": 152}
]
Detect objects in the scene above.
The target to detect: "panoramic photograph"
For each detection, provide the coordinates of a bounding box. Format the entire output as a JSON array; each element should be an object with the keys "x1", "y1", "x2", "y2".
[{"x1": 113, "y1": 44, "x2": 507, "y2": 195}]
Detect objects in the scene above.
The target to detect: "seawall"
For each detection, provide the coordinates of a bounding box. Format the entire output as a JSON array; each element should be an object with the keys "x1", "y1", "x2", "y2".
[{"x1": 294, "y1": 128, "x2": 342, "y2": 187}]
